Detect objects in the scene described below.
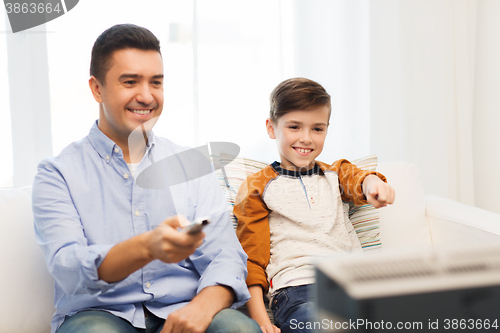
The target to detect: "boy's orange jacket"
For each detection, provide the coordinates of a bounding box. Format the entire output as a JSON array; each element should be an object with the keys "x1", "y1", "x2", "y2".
[{"x1": 234, "y1": 159, "x2": 386, "y2": 293}]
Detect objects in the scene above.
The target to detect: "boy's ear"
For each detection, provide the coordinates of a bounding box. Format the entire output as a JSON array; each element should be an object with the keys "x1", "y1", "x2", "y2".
[
  {"x1": 266, "y1": 118, "x2": 276, "y2": 139},
  {"x1": 89, "y1": 76, "x2": 103, "y2": 103}
]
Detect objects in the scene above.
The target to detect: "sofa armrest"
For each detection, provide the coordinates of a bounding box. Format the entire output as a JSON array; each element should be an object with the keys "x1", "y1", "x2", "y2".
[{"x1": 425, "y1": 194, "x2": 500, "y2": 245}]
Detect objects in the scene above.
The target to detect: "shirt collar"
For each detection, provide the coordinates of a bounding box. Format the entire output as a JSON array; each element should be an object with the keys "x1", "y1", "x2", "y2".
[
  {"x1": 271, "y1": 161, "x2": 323, "y2": 177},
  {"x1": 88, "y1": 120, "x2": 156, "y2": 162}
]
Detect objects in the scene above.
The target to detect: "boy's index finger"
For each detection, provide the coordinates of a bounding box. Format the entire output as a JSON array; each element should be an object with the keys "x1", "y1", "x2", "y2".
[
  {"x1": 377, "y1": 192, "x2": 387, "y2": 203},
  {"x1": 377, "y1": 184, "x2": 395, "y2": 204},
  {"x1": 369, "y1": 184, "x2": 380, "y2": 198}
]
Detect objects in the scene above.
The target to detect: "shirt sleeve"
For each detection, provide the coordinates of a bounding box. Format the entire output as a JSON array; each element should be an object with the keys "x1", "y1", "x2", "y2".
[
  {"x1": 187, "y1": 170, "x2": 251, "y2": 309},
  {"x1": 331, "y1": 159, "x2": 387, "y2": 205},
  {"x1": 234, "y1": 171, "x2": 271, "y2": 293},
  {"x1": 32, "y1": 159, "x2": 117, "y2": 296}
]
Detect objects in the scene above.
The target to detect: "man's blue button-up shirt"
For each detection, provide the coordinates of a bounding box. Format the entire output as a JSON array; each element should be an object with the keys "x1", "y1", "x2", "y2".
[{"x1": 32, "y1": 122, "x2": 250, "y2": 333}]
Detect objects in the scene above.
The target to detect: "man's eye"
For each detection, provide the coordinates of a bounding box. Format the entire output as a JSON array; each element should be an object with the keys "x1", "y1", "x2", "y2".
[
  {"x1": 124, "y1": 81, "x2": 136, "y2": 85},
  {"x1": 152, "y1": 81, "x2": 162, "y2": 86}
]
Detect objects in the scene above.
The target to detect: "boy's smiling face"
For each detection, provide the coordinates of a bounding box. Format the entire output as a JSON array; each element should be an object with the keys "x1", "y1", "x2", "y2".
[{"x1": 266, "y1": 106, "x2": 330, "y2": 171}]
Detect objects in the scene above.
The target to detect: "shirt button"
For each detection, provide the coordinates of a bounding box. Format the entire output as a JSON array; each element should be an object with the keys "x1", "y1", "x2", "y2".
[
  {"x1": 114, "y1": 147, "x2": 120, "y2": 153},
  {"x1": 106, "y1": 155, "x2": 110, "y2": 161},
  {"x1": 146, "y1": 282, "x2": 151, "y2": 288},
  {"x1": 123, "y1": 173, "x2": 129, "y2": 179},
  {"x1": 135, "y1": 210, "x2": 140, "y2": 216}
]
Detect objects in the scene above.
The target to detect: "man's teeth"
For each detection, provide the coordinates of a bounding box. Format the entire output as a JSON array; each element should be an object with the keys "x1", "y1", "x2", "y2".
[
  {"x1": 130, "y1": 109, "x2": 151, "y2": 115},
  {"x1": 296, "y1": 148, "x2": 312, "y2": 153}
]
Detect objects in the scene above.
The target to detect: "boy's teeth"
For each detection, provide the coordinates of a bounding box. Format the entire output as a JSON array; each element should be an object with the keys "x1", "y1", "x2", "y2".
[
  {"x1": 130, "y1": 109, "x2": 151, "y2": 115},
  {"x1": 296, "y1": 148, "x2": 312, "y2": 153}
]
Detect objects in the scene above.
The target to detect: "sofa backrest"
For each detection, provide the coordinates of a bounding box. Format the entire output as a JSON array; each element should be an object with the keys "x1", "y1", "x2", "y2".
[
  {"x1": 0, "y1": 159, "x2": 433, "y2": 333},
  {"x1": 212, "y1": 155, "x2": 434, "y2": 251},
  {"x1": 377, "y1": 161, "x2": 433, "y2": 250},
  {"x1": 0, "y1": 186, "x2": 54, "y2": 333}
]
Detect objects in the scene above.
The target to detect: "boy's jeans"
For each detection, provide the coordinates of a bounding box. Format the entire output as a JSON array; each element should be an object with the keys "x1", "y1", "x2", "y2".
[{"x1": 271, "y1": 284, "x2": 314, "y2": 333}]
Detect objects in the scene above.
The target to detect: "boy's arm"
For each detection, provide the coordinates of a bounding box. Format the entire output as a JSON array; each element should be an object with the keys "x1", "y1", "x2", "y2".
[
  {"x1": 330, "y1": 159, "x2": 388, "y2": 205},
  {"x1": 248, "y1": 285, "x2": 280, "y2": 333},
  {"x1": 234, "y1": 173, "x2": 271, "y2": 292},
  {"x1": 362, "y1": 174, "x2": 395, "y2": 208}
]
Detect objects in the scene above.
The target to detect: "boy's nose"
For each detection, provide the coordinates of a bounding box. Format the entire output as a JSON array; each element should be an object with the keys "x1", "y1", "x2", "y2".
[{"x1": 299, "y1": 131, "x2": 312, "y2": 144}]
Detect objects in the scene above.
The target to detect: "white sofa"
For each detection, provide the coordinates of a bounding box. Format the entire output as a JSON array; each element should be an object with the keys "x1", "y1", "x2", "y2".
[{"x1": 2, "y1": 161, "x2": 500, "y2": 333}]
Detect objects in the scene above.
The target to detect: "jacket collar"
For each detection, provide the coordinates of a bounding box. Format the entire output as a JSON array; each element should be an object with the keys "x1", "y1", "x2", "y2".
[{"x1": 270, "y1": 161, "x2": 323, "y2": 178}]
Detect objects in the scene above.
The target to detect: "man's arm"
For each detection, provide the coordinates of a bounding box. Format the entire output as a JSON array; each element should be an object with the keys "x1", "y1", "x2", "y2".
[
  {"x1": 161, "y1": 285, "x2": 235, "y2": 333},
  {"x1": 33, "y1": 160, "x2": 116, "y2": 296},
  {"x1": 98, "y1": 216, "x2": 204, "y2": 283},
  {"x1": 33, "y1": 159, "x2": 204, "y2": 294}
]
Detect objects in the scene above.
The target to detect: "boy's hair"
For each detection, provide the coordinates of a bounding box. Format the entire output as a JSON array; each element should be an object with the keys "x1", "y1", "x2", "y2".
[
  {"x1": 269, "y1": 77, "x2": 331, "y2": 123},
  {"x1": 90, "y1": 24, "x2": 161, "y2": 84}
]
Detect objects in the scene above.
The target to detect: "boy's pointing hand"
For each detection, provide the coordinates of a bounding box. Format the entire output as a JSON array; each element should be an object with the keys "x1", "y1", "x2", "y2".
[{"x1": 362, "y1": 175, "x2": 395, "y2": 208}]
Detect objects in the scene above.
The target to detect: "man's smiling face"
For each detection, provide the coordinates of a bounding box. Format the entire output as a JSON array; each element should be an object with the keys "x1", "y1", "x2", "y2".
[
  {"x1": 91, "y1": 48, "x2": 164, "y2": 147},
  {"x1": 266, "y1": 106, "x2": 330, "y2": 171}
]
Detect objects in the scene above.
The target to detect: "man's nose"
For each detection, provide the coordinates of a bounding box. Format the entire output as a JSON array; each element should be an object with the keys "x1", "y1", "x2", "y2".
[{"x1": 136, "y1": 83, "x2": 154, "y2": 105}]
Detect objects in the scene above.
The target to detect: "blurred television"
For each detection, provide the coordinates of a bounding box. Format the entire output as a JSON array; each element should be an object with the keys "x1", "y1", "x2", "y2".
[{"x1": 313, "y1": 245, "x2": 500, "y2": 332}]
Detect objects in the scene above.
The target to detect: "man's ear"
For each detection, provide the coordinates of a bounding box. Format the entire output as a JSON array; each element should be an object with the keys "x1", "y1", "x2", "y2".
[
  {"x1": 266, "y1": 118, "x2": 276, "y2": 139},
  {"x1": 89, "y1": 76, "x2": 103, "y2": 103}
]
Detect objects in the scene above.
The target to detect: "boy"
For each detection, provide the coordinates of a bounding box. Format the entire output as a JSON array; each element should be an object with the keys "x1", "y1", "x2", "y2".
[{"x1": 234, "y1": 78, "x2": 395, "y2": 333}]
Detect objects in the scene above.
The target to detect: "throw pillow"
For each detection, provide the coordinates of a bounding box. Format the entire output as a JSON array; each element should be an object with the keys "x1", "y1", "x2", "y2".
[
  {"x1": 349, "y1": 154, "x2": 382, "y2": 251},
  {"x1": 211, "y1": 153, "x2": 268, "y2": 229}
]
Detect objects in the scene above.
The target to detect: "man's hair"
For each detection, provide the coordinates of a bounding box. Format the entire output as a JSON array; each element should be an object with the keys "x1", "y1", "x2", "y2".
[
  {"x1": 90, "y1": 24, "x2": 161, "y2": 84},
  {"x1": 269, "y1": 77, "x2": 331, "y2": 123}
]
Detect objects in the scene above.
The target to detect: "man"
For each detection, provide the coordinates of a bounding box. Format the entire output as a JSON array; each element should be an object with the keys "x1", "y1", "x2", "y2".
[{"x1": 32, "y1": 24, "x2": 260, "y2": 333}]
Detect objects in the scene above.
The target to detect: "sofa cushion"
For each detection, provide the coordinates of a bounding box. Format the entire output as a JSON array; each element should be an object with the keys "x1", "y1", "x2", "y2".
[
  {"x1": 0, "y1": 186, "x2": 54, "y2": 333},
  {"x1": 212, "y1": 154, "x2": 268, "y2": 229},
  {"x1": 377, "y1": 161, "x2": 432, "y2": 250},
  {"x1": 426, "y1": 195, "x2": 500, "y2": 245}
]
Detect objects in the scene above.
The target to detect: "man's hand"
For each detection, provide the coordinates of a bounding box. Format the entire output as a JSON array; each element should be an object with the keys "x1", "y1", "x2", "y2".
[
  {"x1": 98, "y1": 215, "x2": 204, "y2": 283},
  {"x1": 161, "y1": 286, "x2": 235, "y2": 333},
  {"x1": 145, "y1": 215, "x2": 205, "y2": 263},
  {"x1": 362, "y1": 175, "x2": 395, "y2": 208},
  {"x1": 161, "y1": 300, "x2": 213, "y2": 333}
]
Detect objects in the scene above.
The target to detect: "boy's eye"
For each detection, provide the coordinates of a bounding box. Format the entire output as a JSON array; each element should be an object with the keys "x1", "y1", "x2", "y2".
[
  {"x1": 289, "y1": 126, "x2": 298, "y2": 130},
  {"x1": 314, "y1": 128, "x2": 324, "y2": 132}
]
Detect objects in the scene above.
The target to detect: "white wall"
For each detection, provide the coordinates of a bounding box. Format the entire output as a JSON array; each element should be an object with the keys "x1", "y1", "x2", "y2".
[
  {"x1": 6, "y1": 25, "x2": 53, "y2": 187},
  {"x1": 369, "y1": 0, "x2": 500, "y2": 213},
  {"x1": 294, "y1": 0, "x2": 499, "y2": 214},
  {"x1": 3, "y1": 1, "x2": 499, "y2": 214},
  {"x1": 370, "y1": 0, "x2": 466, "y2": 202},
  {"x1": 293, "y1": 0, "x2": 371, "y2": 162},
  {"x1": 472, "y1": 0, "x2": 500, "y2": 214}
]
